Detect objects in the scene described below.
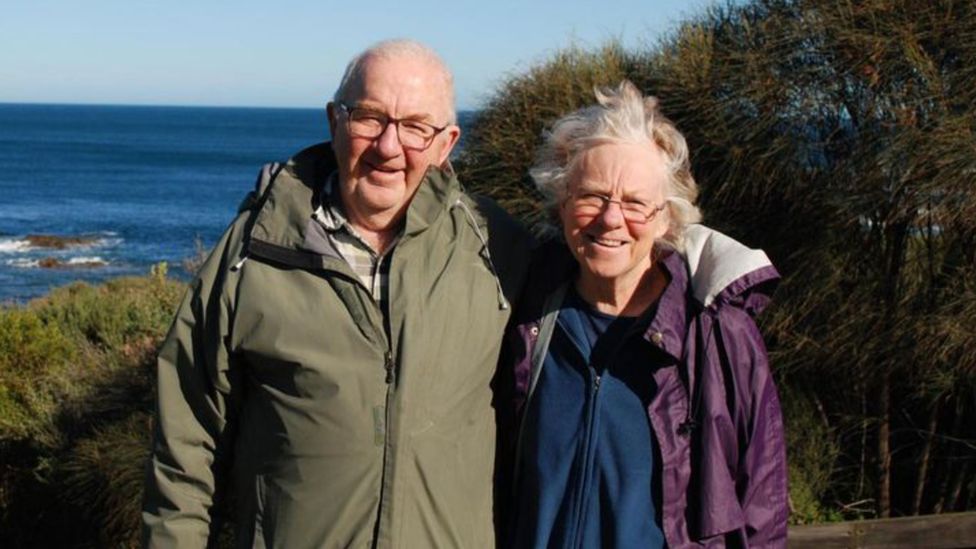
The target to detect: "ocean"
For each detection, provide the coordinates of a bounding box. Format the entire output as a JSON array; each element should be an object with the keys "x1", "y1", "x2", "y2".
[
  {"x1": 0, "y1": 104, "x2": 474, "y2": 303},
  {"x1": 0, "y1": 103, "x2": 333, "y2": 303}
]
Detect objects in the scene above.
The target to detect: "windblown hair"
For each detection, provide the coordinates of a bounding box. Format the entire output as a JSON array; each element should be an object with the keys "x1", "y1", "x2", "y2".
[
  {"x1": 333, "y1": 38, "x2": 457, "y2": 124},
  {"x1": 531, "y1": 80, "x2": 702, "y2": 251}
]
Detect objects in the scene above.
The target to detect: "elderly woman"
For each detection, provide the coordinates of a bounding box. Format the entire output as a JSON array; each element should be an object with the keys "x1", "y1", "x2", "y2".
[{"x1": 505, "y1": 82, "x2": 788, "y2": 548}]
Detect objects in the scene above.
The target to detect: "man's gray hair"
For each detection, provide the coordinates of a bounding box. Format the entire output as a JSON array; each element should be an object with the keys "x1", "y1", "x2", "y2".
[
  {"x1": 530, "y1": 80, "x2": 702, "y2": 251},
  {"x1": 333, "y1": 39, "x2": 457, "y2": 124}
]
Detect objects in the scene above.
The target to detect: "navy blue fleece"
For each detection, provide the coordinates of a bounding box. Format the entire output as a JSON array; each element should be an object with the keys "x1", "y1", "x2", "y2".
[{"x1": 513, "y1": 289, "x2": 665, "y2": 549}]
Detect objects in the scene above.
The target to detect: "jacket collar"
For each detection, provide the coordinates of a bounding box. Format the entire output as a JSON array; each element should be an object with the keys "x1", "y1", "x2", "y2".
[
  {"x1": 642, "y1": 225, "x2": 780, "y2": 360},
  {"x1": 247, "y1": 142, "x2": 461, "y2": 259},
  {"x1": 682, "y1": 224, "x2": 779, "y2": 311},
  {"x1": 642, "y1": 251, "x2": 693, "y2": 362}
]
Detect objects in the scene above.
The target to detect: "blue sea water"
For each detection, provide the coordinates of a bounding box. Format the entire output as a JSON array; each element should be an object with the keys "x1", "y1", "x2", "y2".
[{"x1": 0, "y1": 103, "x2": 331, "y2": 303}]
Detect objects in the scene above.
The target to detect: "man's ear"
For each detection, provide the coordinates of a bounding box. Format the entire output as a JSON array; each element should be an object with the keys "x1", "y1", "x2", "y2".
[
  {"x1": 436, "y1": 125, "x2": 462, "y2": 166},
  {"x1": 327, "y1": 102, "x2": 337, "y2": 137}
]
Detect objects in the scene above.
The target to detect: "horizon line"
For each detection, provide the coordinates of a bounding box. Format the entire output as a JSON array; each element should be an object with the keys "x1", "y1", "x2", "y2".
[{"x1": 0, "y1": 100, "x2": 482, "y2": 113}]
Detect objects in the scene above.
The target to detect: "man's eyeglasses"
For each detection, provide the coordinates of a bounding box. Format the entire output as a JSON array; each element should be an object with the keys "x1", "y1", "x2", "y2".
[
  {"x1": 569, "y1": 191, "x2": 666, "y2": 224},
  {"x1": 337, "y1": 103, "x2": 449, "y2": 151}
]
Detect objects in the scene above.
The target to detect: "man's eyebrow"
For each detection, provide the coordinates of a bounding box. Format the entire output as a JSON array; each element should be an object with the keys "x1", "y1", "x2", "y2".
[{"x1": 352, "y1": 101, "x2": 436, "y2": 122}]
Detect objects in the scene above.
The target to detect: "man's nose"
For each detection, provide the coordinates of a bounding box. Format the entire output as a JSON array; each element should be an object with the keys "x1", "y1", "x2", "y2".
[{"x1": 374, "y1": 121, "x2": 404, "y2": 157}]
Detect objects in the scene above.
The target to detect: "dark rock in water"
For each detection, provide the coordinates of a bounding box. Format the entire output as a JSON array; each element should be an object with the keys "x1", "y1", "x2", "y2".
[
  {"x1": 26, "y1": 234, "x2": 98, "y2": 249},
  {"x1": 37, "y1": 257, "x2": 107, "y2": 269}
]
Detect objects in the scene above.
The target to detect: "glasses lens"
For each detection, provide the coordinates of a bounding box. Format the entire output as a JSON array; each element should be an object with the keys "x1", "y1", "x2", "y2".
[
  {"x1": 622, "y1": 207, "x2": 651, "y2": 223},
  {"x1": 573, "y1": 192, "x2": 661, "y2": 223},
  {"x1": 399, "y1": 121, "x2": 436, "y2": 150},
  {"x1": 345, "y1": 106, "x2": 436, "y2": 150},
  {"x1": 348, "y1": 110, "x2": 385, "y2": 138},
  {"x1": 573, "y1": 193, "x2": 605, "y2": 215}
]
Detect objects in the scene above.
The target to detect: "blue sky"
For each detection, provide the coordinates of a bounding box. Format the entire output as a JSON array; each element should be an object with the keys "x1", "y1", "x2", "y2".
[{"x1": 1, "y1": 0, "x2": 716, "y2": 110}]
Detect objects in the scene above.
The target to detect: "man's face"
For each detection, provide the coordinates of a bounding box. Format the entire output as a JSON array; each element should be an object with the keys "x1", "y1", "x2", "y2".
[{"x1": 328, "y1": 54, "x2": 460, "y2": 232}]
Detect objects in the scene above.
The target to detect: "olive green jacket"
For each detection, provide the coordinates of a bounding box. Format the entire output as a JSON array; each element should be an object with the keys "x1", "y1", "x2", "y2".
[{"x1": 142, "y1": 143, "x2": 531, "y2": 548}]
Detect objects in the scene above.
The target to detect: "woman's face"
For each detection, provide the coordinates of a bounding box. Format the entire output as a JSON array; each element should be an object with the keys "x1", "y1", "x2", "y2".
[{"x1": 560, "y1": 142, "x2": 670, "y2": 287}]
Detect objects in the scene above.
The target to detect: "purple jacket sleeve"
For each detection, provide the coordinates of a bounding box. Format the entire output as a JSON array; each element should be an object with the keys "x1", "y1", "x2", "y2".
[{"x1": 720, "y1": 307, "x2": 788, "y2": 548}]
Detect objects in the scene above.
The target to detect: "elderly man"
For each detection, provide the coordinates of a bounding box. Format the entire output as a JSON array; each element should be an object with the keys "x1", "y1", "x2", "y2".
[{"x1": 142, "y1": 40, "x2": 530, "y2": 548}]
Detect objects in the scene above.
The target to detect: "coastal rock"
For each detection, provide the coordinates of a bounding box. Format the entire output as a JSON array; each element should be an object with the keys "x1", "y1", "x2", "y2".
[
  {"x1": 37, "y1": 257, "x2": 107, "y2": 269},
  {"x1": 26, "y1": 234, "x2": 99, "y2": 249}
]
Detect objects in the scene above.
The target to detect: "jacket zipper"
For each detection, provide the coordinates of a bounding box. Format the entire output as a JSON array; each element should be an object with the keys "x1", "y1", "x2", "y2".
[
  {"x1": 375, "y1": 271, "x2": 398, "y2": 548},
  {"x1": 251, "y1": 244, "x2": 398, "y2": 546},
  {"x1": 384, "y1": 351, "x2": 395, "y2": 383},
  {"x1": 569, "y1": 367, "x2": 602, "y2": 549}
]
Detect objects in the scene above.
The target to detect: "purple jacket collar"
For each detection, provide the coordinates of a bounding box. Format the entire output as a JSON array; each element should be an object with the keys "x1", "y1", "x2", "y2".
[{"x1": 646, "y1": 230, "x2": 781, "y2": 363}]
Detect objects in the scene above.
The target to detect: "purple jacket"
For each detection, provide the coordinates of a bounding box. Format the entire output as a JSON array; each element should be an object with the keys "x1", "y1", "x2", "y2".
[{"x1": 504, "y1": 225, "x2": 788, "y2": 548}]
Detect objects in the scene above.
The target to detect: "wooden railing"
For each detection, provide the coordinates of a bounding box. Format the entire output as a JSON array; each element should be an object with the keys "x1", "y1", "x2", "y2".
[{"x1": 789, "y1": 511, "x2": 976, "y2": 548}]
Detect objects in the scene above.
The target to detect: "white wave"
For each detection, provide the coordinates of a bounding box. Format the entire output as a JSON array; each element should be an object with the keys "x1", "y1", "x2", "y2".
[
  {"x1": 0, "y1": 234, "x2": 124, "y2": 252},
  {"x1": 6, "y1": 258, "x2": 40, "y2": 268},
  {"x1": 62, "y1": 236, "x2": 124, "y2": 250},
  {"x1": 96, "y1": 237, "x2": 124, "y2": 248},
  {"x1": 66, "y1": 256, "x2": 108, "y2": 266},
  {"x1": 0, "y1": 238, "x2": 32, "y2": 253},
  {"x1": 4, "y1": 256, "x2": 109, "y2": 269}
]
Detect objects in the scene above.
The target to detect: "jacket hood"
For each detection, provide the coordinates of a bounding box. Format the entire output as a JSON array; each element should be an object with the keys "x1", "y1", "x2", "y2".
[{"x1": 682, "y1": 224, "x2": 779, "y2": 316}]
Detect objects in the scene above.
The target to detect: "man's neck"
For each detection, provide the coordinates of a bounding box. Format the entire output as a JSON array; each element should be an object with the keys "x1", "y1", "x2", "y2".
[{"x1": 349, "y1": 221, "x2": 400, "y2": 255}]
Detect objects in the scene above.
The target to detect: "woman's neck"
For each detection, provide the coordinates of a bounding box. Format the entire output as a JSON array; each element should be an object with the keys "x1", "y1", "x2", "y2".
[{"x1": 575, "y1": 261, "x2": 669, "y2": 317}]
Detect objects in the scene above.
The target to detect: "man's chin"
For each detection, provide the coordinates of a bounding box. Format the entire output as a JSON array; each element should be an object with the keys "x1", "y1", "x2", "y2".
[{"x1": 351, "y1": 187, "x2": 405, "y2": 217}]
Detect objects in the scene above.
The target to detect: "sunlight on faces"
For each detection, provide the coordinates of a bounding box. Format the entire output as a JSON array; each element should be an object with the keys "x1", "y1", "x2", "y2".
[
  {"x1": 560, "y1": 142, "x2": 670, "y2": 290},
  {"x1": 328, "y1": 53, "x2": 460, "y2": 232}
]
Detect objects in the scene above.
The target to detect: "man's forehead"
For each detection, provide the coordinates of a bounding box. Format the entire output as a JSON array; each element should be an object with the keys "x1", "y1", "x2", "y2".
[{"x1": 344, "y1": 53, "x2": 452, "y2": 119}]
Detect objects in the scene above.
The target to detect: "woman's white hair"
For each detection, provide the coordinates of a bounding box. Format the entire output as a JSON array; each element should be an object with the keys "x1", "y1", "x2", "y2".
[
  {"x1": 531, "y1": 80, "x2": 702, "y2": 251},
  {"x1": 333, "y1": 38, "x2": 457, "y2": 124}
]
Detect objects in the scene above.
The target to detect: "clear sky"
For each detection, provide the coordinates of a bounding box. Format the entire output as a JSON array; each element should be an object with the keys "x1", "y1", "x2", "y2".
[{"x1": 1, "y1": 0, "x2": 716, "y2": 110}]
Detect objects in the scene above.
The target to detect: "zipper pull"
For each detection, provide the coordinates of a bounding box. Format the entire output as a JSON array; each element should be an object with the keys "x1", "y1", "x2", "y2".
[
  {"x1": 230, "y1": 254, "x2": 249, "y2": 271},
  {"x1": 594, "y1": 374, "x2": 602, "y2": 393},
  {"x1": 384, "y1": 352, "x2": 395, "y2": 384}
]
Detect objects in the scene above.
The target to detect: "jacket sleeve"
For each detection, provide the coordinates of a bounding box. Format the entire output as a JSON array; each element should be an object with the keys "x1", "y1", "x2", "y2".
[
  {"x1": 719, "y1": 308, "x2": 789, "y2": 548},
  {"x1": 141, "y1": 222, "x2": 244, "y2": 548}
]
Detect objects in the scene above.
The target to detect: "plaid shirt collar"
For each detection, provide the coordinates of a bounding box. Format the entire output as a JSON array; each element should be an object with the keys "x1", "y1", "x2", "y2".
[{"x1": 312, "y1": 172, "x2": 399, "y2": 303}]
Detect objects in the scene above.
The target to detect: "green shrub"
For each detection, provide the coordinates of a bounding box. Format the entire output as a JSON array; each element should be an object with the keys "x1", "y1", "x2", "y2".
[
  {"x1": 35, "y1": 267, "x2": 184, "y2": 356},
  {"x1": 0, "y1": 308, "x2": 76, "y2": 444},
  {"x1": 0, "y1": 265, "x2": 186, "y2": 545},
  {"x1": 780, "y1": 385, "x2": 843, "y2": 524}
]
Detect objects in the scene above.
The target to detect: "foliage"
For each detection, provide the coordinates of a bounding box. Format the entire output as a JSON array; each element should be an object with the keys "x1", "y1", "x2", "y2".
[
  {"x1": 0, "y1": 309, "x2": 76, "y2": 444},
  {"x1": 36, "y1": 266, "x2": 183, "y2": 355},
  {"x1": 0, "y1": 265, "x2": 184, "y2": 546},
  {"x1": 62, "y1": 413, "x2": 153, "y2": 548},
  {"x1": 781, "y1": 385, "x2": 842, "y2": 524}
]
